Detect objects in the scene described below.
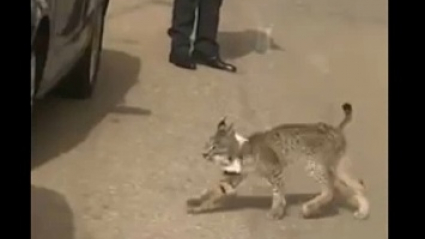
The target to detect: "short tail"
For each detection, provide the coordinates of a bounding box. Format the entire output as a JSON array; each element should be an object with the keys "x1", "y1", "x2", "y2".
[{"x1": 338, "y1": 103, "x2": 353, "y2": 130}]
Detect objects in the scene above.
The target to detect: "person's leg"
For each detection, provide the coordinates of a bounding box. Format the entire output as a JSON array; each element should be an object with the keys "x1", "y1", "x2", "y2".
[
  {"x1": 193, "y1": 0, "x2": 237, "y2": 72},
  {"x1": 193, "y1": 0, "x2": 222, "y2": 57},
  {"x1": 168, "y1": 0, "x2": 198, "y2": 69}
]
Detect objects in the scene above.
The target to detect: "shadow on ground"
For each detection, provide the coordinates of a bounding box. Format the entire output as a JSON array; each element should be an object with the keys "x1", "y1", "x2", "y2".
[
  {"x1": 218, "y1": 29, "x2": 284, "y2": 60},
  {"x1": 150, "y1": 0, "x2": 173, "y2": 7},
  {"x1": 188, "y1": 193, "x2": 341, "y2": 218},
  {"x1": 31, "y1": 185, "x2": 74, "y2": 239},
  {"x1": 31, "y1": 49, "x2": 151, "y2": 169}
]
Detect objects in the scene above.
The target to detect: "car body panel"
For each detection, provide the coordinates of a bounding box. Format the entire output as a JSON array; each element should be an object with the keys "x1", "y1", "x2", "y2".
[{"x1": 31, "y1": 0, "x2": 109, "y2": 99}]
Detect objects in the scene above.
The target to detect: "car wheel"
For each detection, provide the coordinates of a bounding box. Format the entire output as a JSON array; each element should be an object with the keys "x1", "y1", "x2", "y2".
[
  {"x1": 59, "y1": 8, "x2": 105, "y2": 99},
  {"x1": 31, "y1": 51, "x2": 36, "y2": 109}
]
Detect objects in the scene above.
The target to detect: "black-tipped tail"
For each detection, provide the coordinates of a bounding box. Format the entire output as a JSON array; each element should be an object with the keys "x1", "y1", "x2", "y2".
[{"x1": 338, "y1": 103, "x2": 353, "y2": 130}]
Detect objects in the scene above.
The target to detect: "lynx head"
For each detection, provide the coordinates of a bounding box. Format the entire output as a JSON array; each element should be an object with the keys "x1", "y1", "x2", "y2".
[{"x1": 202, "y1": 117, "x2": 246, "y2": 173}]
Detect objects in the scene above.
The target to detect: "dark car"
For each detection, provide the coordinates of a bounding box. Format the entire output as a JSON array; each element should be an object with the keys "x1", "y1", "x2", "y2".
[{"x1": 31, "y1": 0, "x2": 110, "y2": 108}]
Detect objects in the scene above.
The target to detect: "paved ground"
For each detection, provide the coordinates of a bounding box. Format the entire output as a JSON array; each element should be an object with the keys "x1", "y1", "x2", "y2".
[{"x1": 31, "y1": 0, "x2": 388, "y2": 239}]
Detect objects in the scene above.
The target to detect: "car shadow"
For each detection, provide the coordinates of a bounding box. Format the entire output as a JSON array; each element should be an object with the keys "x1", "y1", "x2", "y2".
[
  {"x1": 218, "y1": 29, "x2": 284, "y2": 60},
  {"x1": 187, "y1": 193, "x2": 341, "y2": 218},
  {"x1": 31, "y1": 49, "x2": 151, "y2": 169},
  {"x1": 31, "y1": 185, "x2": 74, "y2": 239}
]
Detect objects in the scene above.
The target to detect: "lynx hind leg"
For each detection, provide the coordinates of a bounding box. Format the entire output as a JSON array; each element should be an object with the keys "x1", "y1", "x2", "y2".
[
  {"x1": 186, "y1": 174, "x2": 245, "y2": 214},
  {"x1": 301, "y1": 160, "x2": 335, "y2": 218},
  {"x1": 334, "y1": 165, "x2": 370, "y2": 220}
]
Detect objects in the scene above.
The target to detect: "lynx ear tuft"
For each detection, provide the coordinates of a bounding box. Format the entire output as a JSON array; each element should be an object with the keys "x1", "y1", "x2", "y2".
[{"x1": 217, "y1": 116, "x2": 227, "y2": 130}]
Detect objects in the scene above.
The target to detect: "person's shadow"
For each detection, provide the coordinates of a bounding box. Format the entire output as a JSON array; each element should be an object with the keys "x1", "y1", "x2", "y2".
[
  {"x1": 31, "y1": 185, "x2": 74, "y2": 239},
  {"x1": 31, "y1": 49, "x2": 151, "y2": 169},
  {"x1": 148, "y1": 0, "x2": 284, "y2": 60},
  {"x1": 218, "y1": 29, "x2": 284, "y2": 60}
]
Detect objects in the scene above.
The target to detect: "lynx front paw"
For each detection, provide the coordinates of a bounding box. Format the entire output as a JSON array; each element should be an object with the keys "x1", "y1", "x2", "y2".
[
  {"x1": 186, "y1": 197, "x2": 202, "y2": 208},
  {"x1": 267, "y1": 206, "x2": 286, "y2": 220},
  {"x1": 186, "y1": 197, "x2": 217, "y2": 214},
  {"x1": 186, "y1": 197, "x2": 204, "y2": 214},
  {"x1": 186, "y1": 205, "x2": 203, "y2": 214}
]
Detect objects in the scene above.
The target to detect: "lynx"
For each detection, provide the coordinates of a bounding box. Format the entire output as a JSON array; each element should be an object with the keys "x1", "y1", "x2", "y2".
[{"x1": 187, "y1": 103, "x2": 369, "y2": 220}]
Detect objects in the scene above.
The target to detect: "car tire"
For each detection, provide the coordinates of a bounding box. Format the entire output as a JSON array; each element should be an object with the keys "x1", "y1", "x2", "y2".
[
  {"x1": 31, "y1": 51, "x2": 37, "y2": 109},
  {"x1": 59, "y1": 7, "x2": 105, "y2": 99},
  {"x1": 31, "y1": 45, "x2": 45, "y2": 110}
]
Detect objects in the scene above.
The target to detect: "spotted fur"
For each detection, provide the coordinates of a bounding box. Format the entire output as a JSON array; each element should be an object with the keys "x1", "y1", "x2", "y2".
[{"x1": 187, "y1": 103, "x2": 370, "y2": 220}]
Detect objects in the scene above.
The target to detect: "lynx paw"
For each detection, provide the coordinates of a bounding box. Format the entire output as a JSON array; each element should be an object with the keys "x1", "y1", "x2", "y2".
[
  {"x1": 186, "y1": 205, "x2": 203, "y2": 214},
  {"x1": 267, "y1": 206, "x2": 285, "y2": 220},
  {"x1": 353, "y1": 210, "x2": 369, "y2": 220},
  {"x1": 186, "y1": 197, "x2": 204, "y2": 214},
  {"x1": 301, "y1": 204, "x2": 320, "y2": 218},
  {"x1": 186, "y1": 197, "x2": 202, "y2": 207}
]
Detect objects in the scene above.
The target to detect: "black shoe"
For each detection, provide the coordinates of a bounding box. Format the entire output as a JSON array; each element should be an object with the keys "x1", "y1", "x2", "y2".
[
  {"x1": 192, "y1": 51, "x2": 237, "y2": 73},
  {"x1": 169, "y1": 54, "x2": 196, "y2": 70}
]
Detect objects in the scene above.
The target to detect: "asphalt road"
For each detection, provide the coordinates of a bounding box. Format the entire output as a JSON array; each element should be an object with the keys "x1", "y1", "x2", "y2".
[{"x1": 31, "y1": 0, "x2": 388, "y2": 239}]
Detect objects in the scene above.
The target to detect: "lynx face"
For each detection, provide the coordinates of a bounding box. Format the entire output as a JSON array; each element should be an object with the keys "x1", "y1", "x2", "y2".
[{"x1": 202, "y1": 118, "x2": 242, "y2": 173}]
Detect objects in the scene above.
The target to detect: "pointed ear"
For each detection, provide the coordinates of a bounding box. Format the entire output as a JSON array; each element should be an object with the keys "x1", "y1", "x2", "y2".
[{"x1": 217, "y1": 116, "x2": 227, "y2": 131}]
